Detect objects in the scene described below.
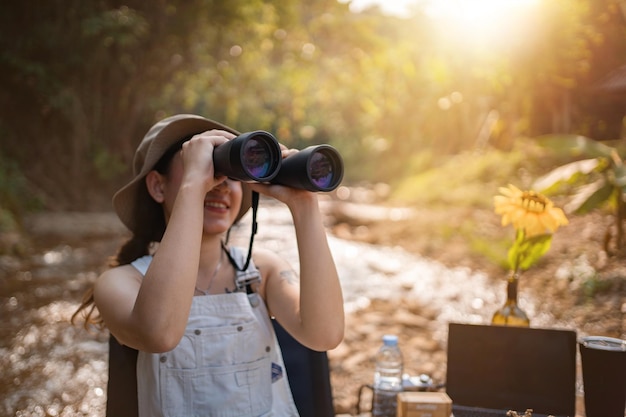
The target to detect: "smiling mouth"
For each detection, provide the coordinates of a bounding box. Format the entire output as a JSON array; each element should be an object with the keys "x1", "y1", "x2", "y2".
[{"x1": 204, "y1": 201, "x2": 228, "y2": 209}]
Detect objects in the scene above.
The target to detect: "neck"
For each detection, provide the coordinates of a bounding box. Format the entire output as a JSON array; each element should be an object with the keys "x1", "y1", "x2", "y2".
[
  {"x1": 198, "y1": 235, "x2": 225, "y2": 273},
  {"x1": 194, "y1": 238, "x2": 228, "y2": 295}
]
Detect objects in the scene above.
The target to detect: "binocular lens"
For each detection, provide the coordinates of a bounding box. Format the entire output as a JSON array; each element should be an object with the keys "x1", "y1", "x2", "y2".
[
  {"x1": 213, "y1": 130, "x2": 343, "y2": 191},
  {"x1": 309, "y1": 149, "x2": 337, "y2": 189},
  {"x1": 213, "y1": 131, "x2": 281, "y2": 182},
  {"x1": 271, "y1": 144, "x2": 344, "y2": 192},
  {"x1": 242, "y1": 137, "x2": 274, "y2": 179}
]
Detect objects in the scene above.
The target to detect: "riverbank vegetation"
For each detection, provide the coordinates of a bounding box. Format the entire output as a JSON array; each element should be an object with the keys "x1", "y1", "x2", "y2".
[{"x1": 1, "y1": 0, "x2": 625, "y2": 227}]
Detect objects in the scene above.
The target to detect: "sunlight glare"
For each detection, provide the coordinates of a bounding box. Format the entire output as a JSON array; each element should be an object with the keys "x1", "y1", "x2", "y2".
[
  {"x1": 341, "y1": 0, "x2": 418, "y2": 17},
  {"x1": 425, "y1": 0, "x2": 540, "y2": 44},
  {"x1": 342, "y1": 0, "x2": 542, "y2": 48}
]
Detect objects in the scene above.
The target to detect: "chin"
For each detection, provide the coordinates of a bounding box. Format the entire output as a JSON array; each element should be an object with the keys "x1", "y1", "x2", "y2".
[{"x1": 202, "y1": 220, "x2": 232, "y2": 235}]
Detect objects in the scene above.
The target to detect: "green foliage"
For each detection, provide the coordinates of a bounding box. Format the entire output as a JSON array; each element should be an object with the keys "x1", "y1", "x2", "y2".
[
  {"x1": 533, "y1": 134, "x2": 626, "y2": 252},
  {"x1": 508, "y1": 233, "x2": 553, "y2": 271},
  {"x1": 93, "y1": 146, "x2": 126, "y2": 181},
  {"x1": 0, "y1": 209, "x2": 18, "y2": 234},
  {"x1": 81, "y1": 6, "x2": 149, "y2": 47},
  {"x1": 470, "y1": 236, "x2": 511, "y2": 270},
  {"x1": 582, "y1": 275, "x2": 613, "y2": 299},
  {"x1": 533, "y1": 158, "x2": 604, "y2": 195},
  {"x1": 0, "y1": 150, "x2": 40, "y2": 231},
  {"x1": 389, "y1": 139, "x2": 570, "y2": 268},
  {"x1": 391, "y1": 140, "x2": 543, "y2": 208},
  {"x1": 0, "y1": 0, "x2": 623, "y2": 212},
  {"x1": 0, "y1": 0, "x2": 272, "y2": 210}
]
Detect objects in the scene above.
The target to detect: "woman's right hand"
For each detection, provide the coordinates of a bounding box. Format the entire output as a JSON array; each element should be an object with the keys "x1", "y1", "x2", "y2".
[{"x1": 179, "y1": 130, "x2": 236, "y2": 194}]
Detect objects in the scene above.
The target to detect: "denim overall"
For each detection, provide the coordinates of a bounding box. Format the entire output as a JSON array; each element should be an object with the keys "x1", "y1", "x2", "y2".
[{"x1": 131, "y1": 247, "x2": 299, "y2": 417}]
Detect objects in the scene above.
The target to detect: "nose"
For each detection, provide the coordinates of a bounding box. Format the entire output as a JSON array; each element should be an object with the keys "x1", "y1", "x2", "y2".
[{"x1": 212, "y1": 179, "x2": 230, "y2": 193}]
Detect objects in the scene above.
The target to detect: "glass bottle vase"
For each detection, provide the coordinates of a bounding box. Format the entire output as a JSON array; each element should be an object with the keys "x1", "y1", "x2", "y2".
[{"x1": 491, "y1": 271, "x2": 530, "y2": 327}]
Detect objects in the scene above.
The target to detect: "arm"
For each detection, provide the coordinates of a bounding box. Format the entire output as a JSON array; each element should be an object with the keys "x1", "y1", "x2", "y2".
[
  {"x1": 94, "y1": 133, "x2": 232, "y2": 352},
  {"x1": 250, "y1": 186, "x2": 345, "y2": 352}
]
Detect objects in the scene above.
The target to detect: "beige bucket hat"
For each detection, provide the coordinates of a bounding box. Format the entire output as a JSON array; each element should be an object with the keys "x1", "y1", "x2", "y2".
[{"x1": 112, "y1": 114, "x2": 252, "y2": 240}]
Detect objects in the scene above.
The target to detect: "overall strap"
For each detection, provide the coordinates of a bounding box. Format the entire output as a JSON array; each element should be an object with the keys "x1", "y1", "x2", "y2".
[{"x1": 222, "y1": 244, "x2": 262, "y2": 307}]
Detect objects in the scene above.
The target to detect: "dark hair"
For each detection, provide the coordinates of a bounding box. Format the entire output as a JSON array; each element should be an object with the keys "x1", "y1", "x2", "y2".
[
  {"x1": 71, "y1": 137, "x2": 190, "y2": 330},
  {"x1": 153, "y1": 136, "x2": 192, "y2": 174}
]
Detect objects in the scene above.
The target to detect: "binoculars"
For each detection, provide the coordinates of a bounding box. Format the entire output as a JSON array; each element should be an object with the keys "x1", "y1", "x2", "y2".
[{"x1": 213, "y1": 130, "x2": 344, "y2": 192}]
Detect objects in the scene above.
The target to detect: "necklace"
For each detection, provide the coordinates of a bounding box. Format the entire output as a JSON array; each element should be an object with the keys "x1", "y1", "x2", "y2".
[{"x1": 194, "y1": 250, "x2": 223, "y2": 296}]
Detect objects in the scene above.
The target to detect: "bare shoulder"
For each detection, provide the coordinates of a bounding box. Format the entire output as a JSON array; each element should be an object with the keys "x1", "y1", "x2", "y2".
[
  {"x1": 94, "y1": 264, "x2": 143, "y2": 295},
  {"x1": 98, "y1": 263, "x2": 143, "y2": 280}
]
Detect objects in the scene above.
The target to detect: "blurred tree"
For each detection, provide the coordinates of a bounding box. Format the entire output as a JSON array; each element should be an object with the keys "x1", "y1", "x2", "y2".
[
  {"x1": 158, "y1": 0, "x2": 406, "y2": 180},
  {"x1": 0, "y1": 0, "x2": 281, "y2": 209},
  {"x1": 0, "y1": 0, "x2": 624, "y2": 213},
  {"x1": 578, "y1": 0, "x2": 626, "y2": 140}
]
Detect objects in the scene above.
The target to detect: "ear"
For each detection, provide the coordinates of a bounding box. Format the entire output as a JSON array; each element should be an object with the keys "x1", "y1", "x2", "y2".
[{"x1": 145, "y1": 171, "x2": 166, "y2": 203}]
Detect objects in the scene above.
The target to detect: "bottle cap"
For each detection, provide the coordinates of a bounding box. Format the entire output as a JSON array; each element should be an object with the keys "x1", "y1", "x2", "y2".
[{"x1": 382, "y1": 334, "x2": 398, "y2": 346}]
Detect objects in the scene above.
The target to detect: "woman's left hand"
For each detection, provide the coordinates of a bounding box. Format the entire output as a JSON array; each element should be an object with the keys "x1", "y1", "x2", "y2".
[{"x1": 245, "y1": 147, "x2": 316, "y2": 206}]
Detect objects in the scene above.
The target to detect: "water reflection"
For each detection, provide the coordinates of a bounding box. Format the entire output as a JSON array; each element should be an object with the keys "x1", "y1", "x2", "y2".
[{"x1": 1, "y1": 236, "x2": 119, "y2": 416}]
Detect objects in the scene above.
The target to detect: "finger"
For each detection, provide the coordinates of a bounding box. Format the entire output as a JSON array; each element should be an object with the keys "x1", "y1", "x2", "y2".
[
  {"x1": 197, "y1": 129, "x2": 237, "y2": 141},
  {"x1": 281, "y1": 148, "x2": 299, "y2": 158}
]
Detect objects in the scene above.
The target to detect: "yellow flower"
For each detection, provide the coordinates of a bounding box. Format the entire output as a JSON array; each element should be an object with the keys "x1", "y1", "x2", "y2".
[{"x1": 494, "y1": 184, "x2": 568, "y2": 237}]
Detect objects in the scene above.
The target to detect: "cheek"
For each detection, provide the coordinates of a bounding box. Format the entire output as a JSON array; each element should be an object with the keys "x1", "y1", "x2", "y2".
[{"x1": 230, "y1": 181, "x2": 244, "y2": 207}]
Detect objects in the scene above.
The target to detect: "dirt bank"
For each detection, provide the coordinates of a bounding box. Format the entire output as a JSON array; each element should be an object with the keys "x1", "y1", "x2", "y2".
[
  {"x1": 328, "y1": 203, "x2": 626, "y2": 414},
  {"x1": 4, "y1": 202, "x2": 625, "y2": 416}
]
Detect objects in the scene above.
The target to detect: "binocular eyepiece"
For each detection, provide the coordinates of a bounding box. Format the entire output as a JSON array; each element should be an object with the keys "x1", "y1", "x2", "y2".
[{"x1": 213, "y1": 130, "x2": 344, "y2": 192}]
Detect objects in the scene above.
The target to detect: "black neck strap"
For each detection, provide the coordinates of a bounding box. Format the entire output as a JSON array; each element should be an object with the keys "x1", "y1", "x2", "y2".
[{"x1": 222, "y1": 191, "x2": 259, "y2": 272}]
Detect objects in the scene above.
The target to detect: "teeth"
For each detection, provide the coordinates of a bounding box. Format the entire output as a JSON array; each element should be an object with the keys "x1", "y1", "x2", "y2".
[{"x1": 205, "y1": 201, "x2": 227, "y2": 209}]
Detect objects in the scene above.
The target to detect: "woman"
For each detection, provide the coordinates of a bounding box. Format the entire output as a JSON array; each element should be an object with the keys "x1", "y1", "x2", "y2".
[{"x1": 73, "y1": 114, "x2": 344, "y2": 416}]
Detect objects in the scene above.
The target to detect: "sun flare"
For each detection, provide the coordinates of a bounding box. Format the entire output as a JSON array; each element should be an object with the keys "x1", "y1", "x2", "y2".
[
  {"x1": 346, "y1": 0, "x2": 542, "y2": 48},
  {"x1": 425, "y1": 0, "x2": 539, "y2": 20},
  {"x1": 424, "y1": 0, "x2": 540, "y2": 45}
]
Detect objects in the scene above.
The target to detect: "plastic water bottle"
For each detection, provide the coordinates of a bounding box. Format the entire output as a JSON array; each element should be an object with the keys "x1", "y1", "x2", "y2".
[{"x1": 372, "y1": 334, "x2": 403, "y2": 417}]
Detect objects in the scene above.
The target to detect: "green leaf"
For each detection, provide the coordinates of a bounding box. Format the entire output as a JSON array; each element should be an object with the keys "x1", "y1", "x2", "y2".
[
  {"x1": 508, "y1": 234, "x2": 553, "y2": 271},
  {"x1": 533, "y1": 158, "x2": 601, "y2": 193},
  {"x1": 613, "y1": 164, "x2": 626, "y2": 189},
  {"x1": 566, "y1": 180, "x2": 614, "y2": 214},
  {"x1": 535, "y1": 134, "x2": 616, "y2": 159}
]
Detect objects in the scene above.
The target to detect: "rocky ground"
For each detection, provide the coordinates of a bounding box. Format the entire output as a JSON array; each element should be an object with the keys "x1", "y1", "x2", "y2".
[
  {"x1": 3, "y1": 199, "x2": 625, "y2": 416},
  {"x1": 326, "y1": 202, "x2": 626, "y2": 415}
]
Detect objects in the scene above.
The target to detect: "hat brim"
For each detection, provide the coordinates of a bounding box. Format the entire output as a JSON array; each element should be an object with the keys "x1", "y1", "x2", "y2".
[{"x1": 113, "y1": 114, "x2": 252, "y2": 238}]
